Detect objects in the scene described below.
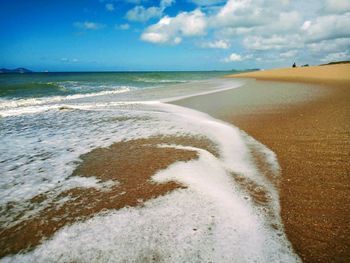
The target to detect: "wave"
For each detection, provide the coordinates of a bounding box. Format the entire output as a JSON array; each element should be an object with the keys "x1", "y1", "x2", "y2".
[{"x1": 0, "y1": 87, "x2": 132, "y2": 115}]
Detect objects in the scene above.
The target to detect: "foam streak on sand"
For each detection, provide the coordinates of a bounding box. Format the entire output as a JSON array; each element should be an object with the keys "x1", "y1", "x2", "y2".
[{"x1": 2, "y1": 102, "x2": 299, "y2": 263}]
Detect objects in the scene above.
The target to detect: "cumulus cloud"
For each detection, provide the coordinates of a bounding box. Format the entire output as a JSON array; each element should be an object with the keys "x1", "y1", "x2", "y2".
[
  {"x1": 215, "y1": 0, "x2": 269, "y2": 28},
  {"x1": 320, "y1": 0, "x2": 350, "y2": 14},
  {"x1": 141, "y1": 9, "x2": 207, "y2": 44},
  {"x1": 303, "y1": 14, "x2": 350, "y2": 42},
  {"x1": 223, "y1": 53, "x2": 252, "y2": 62},
  {"x1": 307, "y1": 38, "x2": 350, "y2": 53},
  {"x1": 243, "y1": 34, "x2": 303, "y2": 51},
  {"x1": 126, "y1": 0, "x2": 175, "y2": 22},
  {"x1": 301, "y1": 20, "x2": 311, "y2": 31},
  {"x1": 126, "y1": 6, "x2": 163, "y2": 22},
  {"x1": 268, "y1": 11, "x2": 302, "y2": 34},
  {"x1": 201, "y1": 39, "x2": 230, "y2": 49},
  {"x1": 224, "y1": 53, "x2": 243, "y2": 62},
  {"x1": 138, "y1": 0, "x2": 350, "y2": 65},
  {"x1": 74, "y1": 21, "x2": 105, "y2": 30},
  {"x1": 280, "y1": 50, "x2": 298, "y2": 58}
]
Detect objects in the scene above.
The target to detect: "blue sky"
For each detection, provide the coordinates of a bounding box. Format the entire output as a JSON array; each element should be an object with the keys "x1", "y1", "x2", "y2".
[{"x1": 1, "y1": 0, "x2": 349, "y2": 71}]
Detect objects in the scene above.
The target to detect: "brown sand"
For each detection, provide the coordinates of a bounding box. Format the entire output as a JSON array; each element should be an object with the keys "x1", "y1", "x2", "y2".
[{"x1": 175, "y1": 63, "x2": 350, "y2": 262}]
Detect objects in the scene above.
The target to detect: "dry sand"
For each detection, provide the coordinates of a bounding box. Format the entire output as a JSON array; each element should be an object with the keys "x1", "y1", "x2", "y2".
[{"x1": 175, "y1": 63, "x2": 350, "y2": 262}]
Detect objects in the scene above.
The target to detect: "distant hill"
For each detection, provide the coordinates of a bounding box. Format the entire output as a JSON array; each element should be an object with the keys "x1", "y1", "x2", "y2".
[
  {"x1": 0, "y1": 68, "x2": 33, "y2": 73},
  {"x1": 231, "y1": 68, "x2": 260, "y2": 73}
]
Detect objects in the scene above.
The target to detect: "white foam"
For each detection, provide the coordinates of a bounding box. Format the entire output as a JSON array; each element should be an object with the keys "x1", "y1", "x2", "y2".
[
  {"x1": 0, "y1": 88, "x2": 131, "y2": 112},
  {"x1": 0, "y1": 79, "x2": 300, "y2": 262},
  {"x1": 2, "y1": 146, "x2": 298, "y2": 262}
]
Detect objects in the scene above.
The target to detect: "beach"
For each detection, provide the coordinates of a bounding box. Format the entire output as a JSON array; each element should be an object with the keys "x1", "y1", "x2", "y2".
[
  {"x1": 3, "y1": 0, "x2": 349, "y2": 261},
  {"x1": 174, "y1": 63, "x2": 350, "y2": 262},
  {"x1": 0, "y1": 65, "x2": 349, "y2": 262}
]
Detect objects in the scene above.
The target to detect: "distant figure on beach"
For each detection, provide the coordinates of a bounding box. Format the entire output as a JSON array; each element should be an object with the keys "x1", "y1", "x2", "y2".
[{"x1": 292, "y1": 62, "x2": 296, "y2": 68}]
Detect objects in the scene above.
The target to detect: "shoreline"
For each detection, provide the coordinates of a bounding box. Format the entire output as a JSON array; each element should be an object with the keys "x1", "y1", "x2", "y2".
[{"x1": 173, "y1": 64, "x2": 350, "y2": 262}]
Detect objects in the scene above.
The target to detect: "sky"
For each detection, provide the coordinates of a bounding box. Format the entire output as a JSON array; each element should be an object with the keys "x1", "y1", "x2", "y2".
[{"x1": 1, "y1": 0, "x2": 350, "y2": 71}]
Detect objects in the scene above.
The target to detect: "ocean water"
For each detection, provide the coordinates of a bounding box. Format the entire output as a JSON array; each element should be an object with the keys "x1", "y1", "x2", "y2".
[{"x1": 0, "y1": 72, "x2": 300, "y2": 262}]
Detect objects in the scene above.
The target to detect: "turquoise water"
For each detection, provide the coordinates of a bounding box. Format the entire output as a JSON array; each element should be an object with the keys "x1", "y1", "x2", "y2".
[{"x1": 0, "y1": 71, "x2": 229, "y2": 99}]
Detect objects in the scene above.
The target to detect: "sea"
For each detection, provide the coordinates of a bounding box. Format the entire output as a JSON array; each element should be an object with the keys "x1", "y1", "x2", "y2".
[{"x1": 0, "y1": 72, "x2": 300, "y2": 262}]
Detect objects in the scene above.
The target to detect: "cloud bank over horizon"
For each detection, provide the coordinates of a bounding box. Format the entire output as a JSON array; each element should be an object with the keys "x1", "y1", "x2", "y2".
[{"x1": 138, "y1": 0, "x2": 350, "y2": 66}]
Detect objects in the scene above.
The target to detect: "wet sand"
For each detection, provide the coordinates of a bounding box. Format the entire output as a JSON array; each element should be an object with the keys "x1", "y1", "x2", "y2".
[{"x1": 174, "y1": 64, "x2": 350, "y2": 262}]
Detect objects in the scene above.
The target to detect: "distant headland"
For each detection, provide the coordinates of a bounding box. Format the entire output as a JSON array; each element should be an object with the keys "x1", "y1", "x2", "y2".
[{"x1": 0, "y1": 68, "x2": 33, "y2": 73}]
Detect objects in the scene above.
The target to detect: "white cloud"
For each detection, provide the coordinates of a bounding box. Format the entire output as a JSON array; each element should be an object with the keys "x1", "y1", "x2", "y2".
[
  {"x1": 321, "y1": 0, "x2": 350, "y2": 14},
  {"x1": 136, "y1": 0, "x2": 350, "y2": 65},
  {"x1": 74, "y1": 21, "x2": 105, "y2": 30},
  {"x1": 307, "y1": 38, "x2": 350, "y2": 53},
  {"x1": 320, "y1": 51, "x2": 350, "y2": 62},
  {"x1": 224, "y1": 53, "x2": 243, "y2": 62},
  {"x1": 211, "y1": 0, "x2": 304, "y2": 43},
  {"x1": 301, "y1": 20, "x2": 311, "y2": 31},
  {"x1": 105, "y1": 3, "x2": 114, "y2": 11},
  {"x1": 269, "y1": 11, "x2": 302, "y2": 33},
  {"x1": 223, "y1": 53, "x2": 252, "y2": 62},
  {"x1": 201, "y1": 39, "x2": 230, "y2": 49},
  {"x1": 126, "y1": 0, "x2": 175, "y2": 22},
  {"x1": 126, "y1": 6, "x2": 163, "y2": 22},
  {"x1": 303, "y1": 14, "x2": 350, "y2": 42},
  {"x1": 280, "y1": 50, "x2": 298, "y2": 58},
  {"x1": 141, "y1": 9, "x2": 207, "y2": 44},
  {"x1": 243, "y1": 34, "x2": 303, "y2": 51},
  {"x1": 215, "y1": 0, "x2": 268, "y2": 28}
]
